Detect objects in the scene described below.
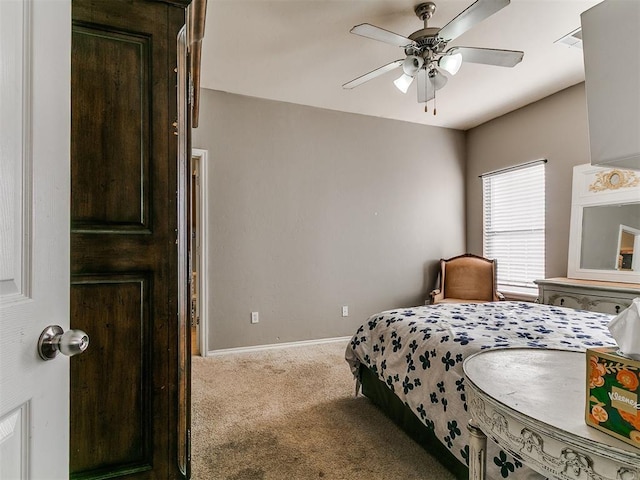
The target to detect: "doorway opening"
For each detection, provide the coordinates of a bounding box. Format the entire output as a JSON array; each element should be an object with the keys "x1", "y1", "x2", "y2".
[{"x1": 190, "y1": 149, "x2": 209, "y2": 356}]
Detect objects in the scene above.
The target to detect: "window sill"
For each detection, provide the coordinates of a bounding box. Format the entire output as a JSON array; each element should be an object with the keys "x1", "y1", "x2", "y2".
[{"x1": 501, "y1": 291, "x2": 538, "y2": 303}]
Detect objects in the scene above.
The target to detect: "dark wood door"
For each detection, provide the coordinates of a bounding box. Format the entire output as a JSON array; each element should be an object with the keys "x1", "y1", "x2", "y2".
[{"x1": 70, "y1": 1, "x2": 190, "y2": 478}]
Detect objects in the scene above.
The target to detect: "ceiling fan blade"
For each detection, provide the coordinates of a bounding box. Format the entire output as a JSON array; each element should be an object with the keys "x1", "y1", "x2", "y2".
[
  {"x1": 450, "y1": 46, "x2": 524, "y2": 67},
  {"x1": 350, "y1": 24, "x2": 416, "y2": 48},
  {"x1": 417, "y1": 68, "x2": 435, "y2": 103},
  {"x1": 438, "y1": 0, "x2": 510, "y2": 42},
  {"x1": 342, "y1": 59, "x2": 404, "y2": 89}
]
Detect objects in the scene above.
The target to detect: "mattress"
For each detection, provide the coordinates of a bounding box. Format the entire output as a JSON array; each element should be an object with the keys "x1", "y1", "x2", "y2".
[{"x1": 345, "y1": 301, "x2": 615, "y2": 480}]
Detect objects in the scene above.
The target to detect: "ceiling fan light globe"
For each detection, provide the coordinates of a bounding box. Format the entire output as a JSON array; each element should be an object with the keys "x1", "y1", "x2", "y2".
[
  {"x1": 438, "y1": 52, "x2": 463, "y2": 75},
  {"x1": 402, "y1": 55, "x2": 424, "y2": 76},
  {"x1": 394, "y1": 73, "x2": 414, "y2": 93}
]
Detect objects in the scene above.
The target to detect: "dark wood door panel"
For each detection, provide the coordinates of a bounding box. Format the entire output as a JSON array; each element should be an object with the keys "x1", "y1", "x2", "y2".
[
  {"x1": 70, "y1": 276, "x2": 151, "y2": 476},
  {"x1": 71, "y1": 236, "x2": 158, "y2": 272},
  {"x1": 71, "y1": 1, "x2": 188, "y2": 478},
  {"x1": 71, "y1": 25, "x2": 150, "y2": 230}
]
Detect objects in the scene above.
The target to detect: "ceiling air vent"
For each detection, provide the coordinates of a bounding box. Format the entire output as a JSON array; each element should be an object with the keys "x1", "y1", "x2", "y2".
[{"x1": 555, "y1": 27, "x2": 583, "y2": 49}]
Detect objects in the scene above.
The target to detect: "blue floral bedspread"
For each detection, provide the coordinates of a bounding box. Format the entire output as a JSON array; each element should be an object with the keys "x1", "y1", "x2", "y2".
[{"x1": 345, "y1": 301, "x2": 615, "y2": 480}]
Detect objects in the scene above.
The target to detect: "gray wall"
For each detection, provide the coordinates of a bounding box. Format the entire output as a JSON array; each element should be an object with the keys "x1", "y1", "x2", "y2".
[
  {"x1": 466, "y1": 83, "x2": 591, "y2": 280},
  {"x1": 194, "y1": 90, "x2": 466, "y2": 350}
]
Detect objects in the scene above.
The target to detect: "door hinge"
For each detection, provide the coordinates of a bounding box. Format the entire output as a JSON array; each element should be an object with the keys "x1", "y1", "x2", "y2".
[{"x1": 187, "y1": 427, "x2": 192, "y2": 465}]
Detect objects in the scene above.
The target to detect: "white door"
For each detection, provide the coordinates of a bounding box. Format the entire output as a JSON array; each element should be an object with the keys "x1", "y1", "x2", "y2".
[{"x1": 0, "y1": 0, "x2": 71, "y2": 478}]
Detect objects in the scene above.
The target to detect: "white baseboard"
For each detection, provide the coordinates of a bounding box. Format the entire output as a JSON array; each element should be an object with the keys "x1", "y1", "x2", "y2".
[{"x1": 205, "y1": 336, "x2": 352, "y2": 357}]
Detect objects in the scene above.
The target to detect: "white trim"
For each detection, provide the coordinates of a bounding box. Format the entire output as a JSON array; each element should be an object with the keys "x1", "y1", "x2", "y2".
[
  {"x1": 192, "y1": 148, "x2": 209, "y2": 357},
  {"x1": 479, "y1": 158, "x2": 547, "y2": 179},
  {"x1": 206, "y1": 336, "x2": 352, "y2": 357},
  {"x1": 501, "y1": 292, "x2": 537, "y2": 303}
]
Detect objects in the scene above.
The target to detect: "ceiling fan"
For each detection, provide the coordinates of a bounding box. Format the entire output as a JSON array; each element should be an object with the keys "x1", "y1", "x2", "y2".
[{"x1": 342, "y1": 0, "x2": 524, "y2": 108}]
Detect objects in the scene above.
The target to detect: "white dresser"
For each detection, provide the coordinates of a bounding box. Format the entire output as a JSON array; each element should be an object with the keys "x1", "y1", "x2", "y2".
[{"x1": 535, "y1": 277, "x2": 640, "y2": 315}]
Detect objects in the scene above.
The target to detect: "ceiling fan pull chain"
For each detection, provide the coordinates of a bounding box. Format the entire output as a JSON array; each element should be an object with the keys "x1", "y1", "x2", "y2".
[
  {"x1": 424, "y1": 84, "x2": 428, "y2": 113},
  {"x1": 433, "y1": 91, "x2": 437, "y2": 116},
  {"x1": 424, "y1": 70, "x2": 429, "y2": 113}
]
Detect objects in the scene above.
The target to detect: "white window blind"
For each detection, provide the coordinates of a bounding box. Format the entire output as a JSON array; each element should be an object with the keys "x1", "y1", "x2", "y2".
[{"x1": 482, "y1": 161, "x2": 545, "y2": 296}]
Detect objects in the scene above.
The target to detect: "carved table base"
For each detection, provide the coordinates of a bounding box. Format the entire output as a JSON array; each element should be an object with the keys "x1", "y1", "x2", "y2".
[
  {"x1": 464, "y1": 349, "x2": 640, "y2": 480},
  {"x1": 468, "y1": 420, "x2": 487, "y2": 480}
]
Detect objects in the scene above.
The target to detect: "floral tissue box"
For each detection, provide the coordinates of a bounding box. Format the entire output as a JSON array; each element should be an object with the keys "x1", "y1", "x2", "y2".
[{"x1": 587, "y1": 346, "x2": 640, "y2": 449}]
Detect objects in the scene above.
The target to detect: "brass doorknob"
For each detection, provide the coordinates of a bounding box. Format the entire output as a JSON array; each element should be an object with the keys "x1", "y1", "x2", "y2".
[{"x1": 37, "y1": 325, "x2": 89, "y2": 360}]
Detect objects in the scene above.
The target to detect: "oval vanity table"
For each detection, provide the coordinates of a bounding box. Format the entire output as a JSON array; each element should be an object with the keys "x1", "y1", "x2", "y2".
[{"x1": 464, "y1": 349, "x2": 640, "y2": 480}]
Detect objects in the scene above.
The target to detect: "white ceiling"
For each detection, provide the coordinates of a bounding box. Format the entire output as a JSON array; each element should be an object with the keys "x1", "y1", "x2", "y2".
[{"x1": 200, "y1": 0, "x2": 601, "y2": 130}]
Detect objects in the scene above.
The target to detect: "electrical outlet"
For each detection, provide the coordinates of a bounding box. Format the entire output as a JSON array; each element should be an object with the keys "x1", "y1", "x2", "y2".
[
  {"x1": 342, "y1": 306, "x2": 349, "y2": 317},
  {"x1": 251, "y1": 311, "x2": 259, "y2": 324}
]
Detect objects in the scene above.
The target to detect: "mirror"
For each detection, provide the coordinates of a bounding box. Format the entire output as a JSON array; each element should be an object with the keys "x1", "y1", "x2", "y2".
[
  {"x1": 580, "y1": 203, "x2": 640, "y2": 270},
  {"x1": 568, "y1": 164, "x2": 640, "y2": 283},
  {"x1": 617, "y1": 225, "x2": 640, "y2": 271}
]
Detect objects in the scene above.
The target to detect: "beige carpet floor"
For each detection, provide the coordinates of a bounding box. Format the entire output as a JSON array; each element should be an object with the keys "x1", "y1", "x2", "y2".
[{"x1": 191, "y1": 341, "x2": 456, "y2": 480}]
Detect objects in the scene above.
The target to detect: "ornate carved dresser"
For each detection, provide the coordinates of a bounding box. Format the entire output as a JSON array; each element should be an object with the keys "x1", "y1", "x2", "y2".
[{"x1": 535, "y1": 277, "x2": 640, "y2": 315}]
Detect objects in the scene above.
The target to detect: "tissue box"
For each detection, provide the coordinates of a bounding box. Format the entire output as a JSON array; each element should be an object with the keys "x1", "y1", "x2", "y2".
[{"x1": 586, "y1": 347, "x2": 640, "y2": 448}]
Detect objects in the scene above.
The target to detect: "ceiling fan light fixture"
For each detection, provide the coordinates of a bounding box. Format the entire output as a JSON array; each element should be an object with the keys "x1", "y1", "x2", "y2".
[
  {"x1": 402, "y1": 55, "x2": 424, "y2": 76},
  {"x1": 344, "y1": 1, "x2": 521, "y2": 106},
  {"x1": 438, "y1": 52, "x2": 463, "y2": 75},
  {"x1": 393, "y1": 73, "x2": 414, "y2": 93},
  {"x1": 395, "y1": 55, "x2": 423, "y2": 93}
]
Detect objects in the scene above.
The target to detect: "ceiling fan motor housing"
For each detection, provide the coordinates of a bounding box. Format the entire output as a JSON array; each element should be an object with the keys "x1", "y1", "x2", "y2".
[
  {"x1": 406, "y1": 28, "x2": 444, "y2": 63},
  {"x1": 409, "y1": 2, "x2": 446, "y2": 60},
  {"x1": 415, "y1": 2, "x2": 436, "y2": 22}
]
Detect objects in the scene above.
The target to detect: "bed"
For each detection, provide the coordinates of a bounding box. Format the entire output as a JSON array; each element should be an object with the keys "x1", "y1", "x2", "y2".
[{"x1": 345, "y1": 301, "x2": 616, "y2": 480}]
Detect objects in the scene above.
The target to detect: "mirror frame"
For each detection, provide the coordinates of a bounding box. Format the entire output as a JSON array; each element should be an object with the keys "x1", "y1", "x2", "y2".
[{"x1": 568, "y1": 164, "x2": 640, "y2": 283}]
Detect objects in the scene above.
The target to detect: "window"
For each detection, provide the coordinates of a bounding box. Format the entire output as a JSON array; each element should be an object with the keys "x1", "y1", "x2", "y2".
[{"x1": 482, "y1": 161, "x2": 545, "y2": 296}]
